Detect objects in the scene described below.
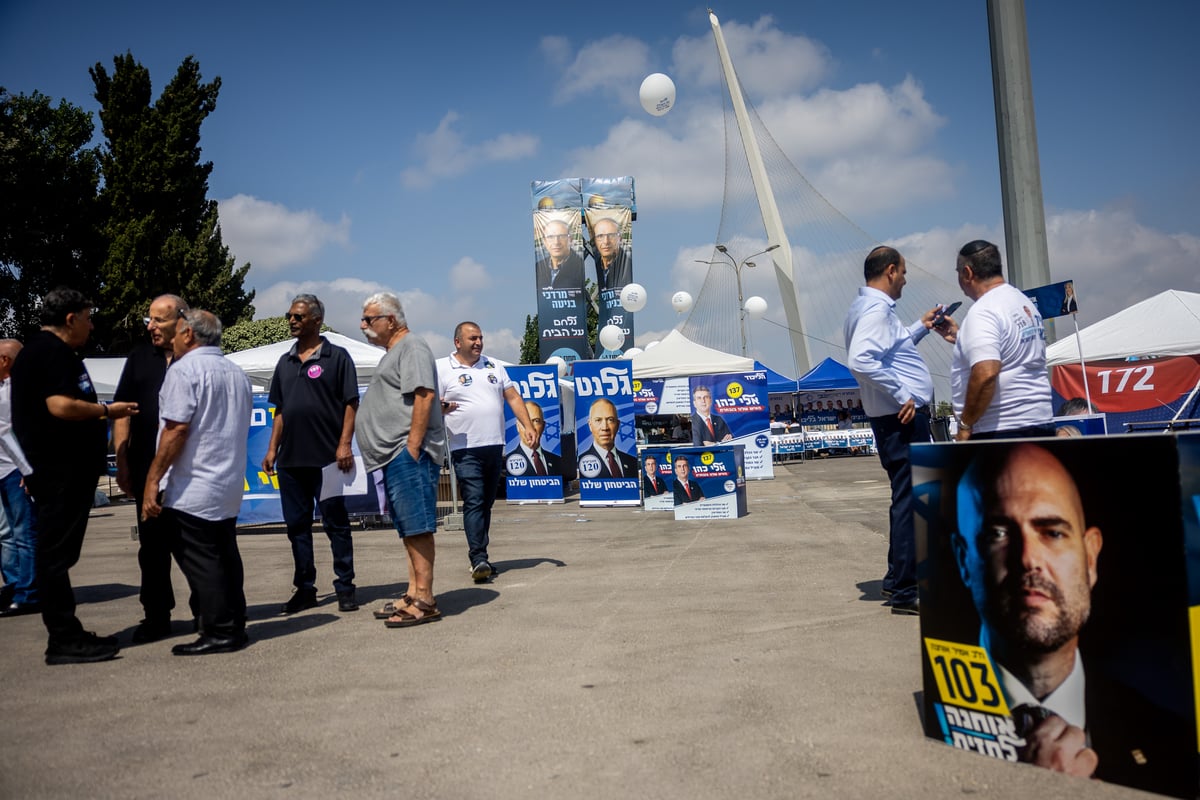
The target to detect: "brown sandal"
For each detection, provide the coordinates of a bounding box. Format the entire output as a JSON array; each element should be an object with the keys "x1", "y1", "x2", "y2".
[
  {"x1": 373, "y1": 595, "x2": 412, "y2": 620},
  {"x1": 384, "y1": 597, "x2": 442, "y2": 628}
]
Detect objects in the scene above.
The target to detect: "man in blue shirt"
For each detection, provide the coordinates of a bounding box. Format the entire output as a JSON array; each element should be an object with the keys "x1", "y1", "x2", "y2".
[{"x1": 843, "y1": 246, "x2": 956, "y2": 615}]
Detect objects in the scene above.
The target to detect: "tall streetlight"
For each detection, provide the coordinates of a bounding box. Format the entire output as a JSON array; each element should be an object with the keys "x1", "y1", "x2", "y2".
[{"x1": 695, "y1": 243, "x2": 779, "y2": 356}]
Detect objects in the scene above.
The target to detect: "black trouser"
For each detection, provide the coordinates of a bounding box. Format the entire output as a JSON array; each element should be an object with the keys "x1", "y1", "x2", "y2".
[
  {"x1": 971, "y1": 423, "x2": 1056, "y2": 440},
  {"x1": 277, "y1": 466, "x2": 355, "y2": 594},
  {"x1": 869, "y1": 409, "x2": 931, "y2": 605},
  {"x1": 165, "y1": 508, "x2": 246, "y2": 638},
  {"x1": 27, "y1": 471, "x2": 96, "y2": 642},
  {"x1": 130, "y1": 479, "x2": 189, "y2": 621}
]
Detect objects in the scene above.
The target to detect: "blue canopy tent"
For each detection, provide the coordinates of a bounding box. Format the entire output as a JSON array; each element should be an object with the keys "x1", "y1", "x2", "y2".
[
  {"x1": 754, "y1": 361, "x2": 798, "y2": 394},
  {"x1": 795, "y1": 357, "x2": 857, "y2": 391}
]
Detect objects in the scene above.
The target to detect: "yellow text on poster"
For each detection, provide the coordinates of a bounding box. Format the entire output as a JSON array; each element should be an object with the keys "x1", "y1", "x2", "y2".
[
  {"x1": 923, "y1": 637, "x2": 1010, "y2": 715},
  {"x1": 1191, "y1": 605, "x2": 1200, "y2": 753}
]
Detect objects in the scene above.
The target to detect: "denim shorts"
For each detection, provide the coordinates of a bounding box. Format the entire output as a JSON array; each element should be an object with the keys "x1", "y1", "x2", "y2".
[{"x1": 381, "y1": 448, "x2": 440, "y2": 537}]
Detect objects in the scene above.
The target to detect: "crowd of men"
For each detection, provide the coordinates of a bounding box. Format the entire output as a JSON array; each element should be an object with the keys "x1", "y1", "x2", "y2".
[{"x1": 0, "y1": 286, "x2": 545, "y2": 662}]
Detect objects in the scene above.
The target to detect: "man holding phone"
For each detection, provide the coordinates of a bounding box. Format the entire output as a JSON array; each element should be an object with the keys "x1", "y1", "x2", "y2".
[{"x1": 843, "y1": 246, "x2": 957, "y2": 615}]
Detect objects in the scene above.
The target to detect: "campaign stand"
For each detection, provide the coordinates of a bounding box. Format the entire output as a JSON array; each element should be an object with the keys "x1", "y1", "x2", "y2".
[
  {"x1": 637, "y1": 446, "x2": 674, "y2": 512},
  {"x1": 687, "y1": 372, "x2": 773, "y2": 480},
  {"x1": 670, "y1": 445, "x2": 747, "y2": 521},
  {"x1": 504, "y1": 365, "x2": 565, "y2": 504},
  {"x1": 912, "y1": 435, "x2": 1199, "y2": 799}
]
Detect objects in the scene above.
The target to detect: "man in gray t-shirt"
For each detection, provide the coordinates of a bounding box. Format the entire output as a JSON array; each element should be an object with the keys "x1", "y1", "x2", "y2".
[{"x1": 356, "y1": 293, "x2": 446, "y2": 628}]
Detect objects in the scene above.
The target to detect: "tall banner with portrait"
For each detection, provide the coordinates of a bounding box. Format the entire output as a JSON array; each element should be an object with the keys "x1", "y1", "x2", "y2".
[
  {"x1": 687, "y1": 372, "x2": 773, "y2": 479},
  {"x1": 503, "y1": 365, "x2": 564, "y2": 504},
  {"x1": 582, "y1": 176, "x2": 636, "y2": 357},
  {"x1": 912, "y1": 436, "x2": 1198, "y2": 799},
  {"x1": 573, "y1": 360, "x2": 639, "y2": 506},
  {"x1": 532, "y1": 179, "x2": 590, "y2": 363}
]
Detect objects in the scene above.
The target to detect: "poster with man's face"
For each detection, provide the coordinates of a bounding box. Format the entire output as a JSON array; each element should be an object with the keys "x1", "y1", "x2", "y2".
[{"x1": 912, "y1": 436, "x2": 1197, "y2": 798}]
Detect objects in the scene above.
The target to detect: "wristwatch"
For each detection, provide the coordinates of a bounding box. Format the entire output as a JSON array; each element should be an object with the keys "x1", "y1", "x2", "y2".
[
  {"x1": 957, "y1": 418, "x2": 972, "y2": 431},
  {"x1": 98, "y1": 401, "x2": 109, "y2": 420}
]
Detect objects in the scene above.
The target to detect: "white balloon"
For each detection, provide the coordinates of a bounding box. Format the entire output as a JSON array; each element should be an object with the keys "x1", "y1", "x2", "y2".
[
  {"x1": 546, "y1": 355, "x2": 568, "y2": 377},
  {"x1": 624, "y1": 347, "x2": 644, "y2": 357},
  {"x1": 645, "y1": 340, "x2": 660, "y2": 350},
  {"x1": 619, "y1": 282, "x2": 647, "y2": 313},
  {"x1": 671, "y1": 291, "x2": 693, "y2": 313},
  {"x1": 744, "y1": 296, "x2": 768, "y2": 319},
  {"x1": 639, "y1": 73, "x2": 676, "y2": 117},
  {"x1": 599, "y1": 324, "x2": 626, "y2": 352}
]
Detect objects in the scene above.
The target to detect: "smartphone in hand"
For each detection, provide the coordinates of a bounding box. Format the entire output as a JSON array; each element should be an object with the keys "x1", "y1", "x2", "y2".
[{"x1": 933, "y1": 301, "x2": 962, "y2": 326}]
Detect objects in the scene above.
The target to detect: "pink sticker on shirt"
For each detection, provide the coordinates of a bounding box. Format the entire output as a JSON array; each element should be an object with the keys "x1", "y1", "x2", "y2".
[{"x1": 307, "y1": 364, "x2": 323, "y2": 379}]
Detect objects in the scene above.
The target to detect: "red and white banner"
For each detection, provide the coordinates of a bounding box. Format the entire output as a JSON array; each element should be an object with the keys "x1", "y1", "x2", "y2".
[{"x1": 1051, "y1": 355, "x2": 1200, "y2": 413}]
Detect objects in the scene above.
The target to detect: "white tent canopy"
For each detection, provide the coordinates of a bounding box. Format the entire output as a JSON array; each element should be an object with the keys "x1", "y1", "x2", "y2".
[
  {"x1": 630, "y1": 329, "x2": 755, "y2": 379},
  {"x1": 1046, "y1": 290, "x2": 1200, "y2": 367},
  {"x1": 225, "y1": 331, "x2": 385, "y2": 386}
]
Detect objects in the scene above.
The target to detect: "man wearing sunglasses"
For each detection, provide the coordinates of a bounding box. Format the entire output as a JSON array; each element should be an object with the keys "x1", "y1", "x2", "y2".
[{"x1": 263, "y1": 294, "x2": 360, "y2": 614}]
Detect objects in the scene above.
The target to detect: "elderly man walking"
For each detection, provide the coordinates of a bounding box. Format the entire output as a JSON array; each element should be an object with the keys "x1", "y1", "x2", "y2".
[
  {"x1": 357, "y1": 293, "x2": 447, "y2": 627},
  {"x1": 262, "y1": 294, "x2": 360, "y2": 614},
  {"x1": 143, "y1": 310, "x2": 252, "y2": 655}
]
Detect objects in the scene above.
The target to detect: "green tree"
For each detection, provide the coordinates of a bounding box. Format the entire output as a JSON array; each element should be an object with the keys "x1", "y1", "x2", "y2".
[
  {"x1": 0, "y1": 89, "x2": 102, "y2": 339},
  {"x1": 221, "y1": 316, "x2": 331, "y2": 354},
  {"x1": 90, "y1": 53, "x2": 253, "y2": 351}
]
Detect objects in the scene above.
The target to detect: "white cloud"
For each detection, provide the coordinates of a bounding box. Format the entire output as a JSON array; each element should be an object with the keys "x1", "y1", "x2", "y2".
[
  {"x1": 551, "y1": 35, "x2": 652, "y2": 106},
  {"x1": 671, "y1": 14, "x2": 832, "y2": 98},
  {"x1": 539, "y1": 35, "x2": 571, "y2": 68},
  {"x1": 218, "y1": 194, "x2": 350, "y2": 272},
  {"x1": 449, "y1": 257, "x2": 493, "y2": 293},
  {"x1": 401, "y1": 111, "x2": 539, "y2": 188}
]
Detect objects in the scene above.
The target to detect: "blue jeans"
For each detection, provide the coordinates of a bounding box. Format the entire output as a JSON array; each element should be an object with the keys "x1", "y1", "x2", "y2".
[
  {"x1": 381, "y1": 449, "x2": 439, "y2": 537},
  {"x1": 278, "y1": 466, "x2": 355, "y2": 594},
  {"x1": 0, "y1": 469, "x2": 38, "y2": 605},
  {"x1": 869, "y1": 411, "x2": 930, "y2": 605},
  {"x1": 451, "y1": 445, "x2": 503, "y2": 567}
]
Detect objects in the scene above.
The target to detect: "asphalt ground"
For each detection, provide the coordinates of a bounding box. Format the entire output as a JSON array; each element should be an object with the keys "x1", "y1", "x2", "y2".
[{"x1": 0, "y1": 456, "x2": 1149, "y2": 799}]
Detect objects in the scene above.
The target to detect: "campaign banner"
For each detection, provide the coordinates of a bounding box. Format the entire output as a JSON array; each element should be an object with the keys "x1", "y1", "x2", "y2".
[
  {"x1": 669, "y1": 445, "x2": 748, "y2": 521},
  {"x1": 532, "y1": 182, "x2": 590, "y2": 363},
  {"x1": 573, "y1": 360, "x2": 639, "y2": 506},
  {"x1": 638, "y1": 446, "x2": 674, "y2": 512},
  {"x1": 503, "y1": 365, "x2": 564, "y2": 504},
  {"x1": 795, "y1": 389, "x2": 867, "y2": 427},
  {"x1": 912, "y1": 436, "x2": 1197, "y2": 798},
  {"x1": 583, "y1": 193, "x2": 635, "y2": 356},
  {"x1": 1052, "y1": 355, "x2": 1200, "y2": 432},
  {"x1": 687, "y1": 372, "x2": 773, "y2": 479},
  {"x1": 1023, "y1": 279, "x2": 1079, "y2": 319},
  {"x1": 238, "y1": 393, "x2": 385, "y2": 526}
]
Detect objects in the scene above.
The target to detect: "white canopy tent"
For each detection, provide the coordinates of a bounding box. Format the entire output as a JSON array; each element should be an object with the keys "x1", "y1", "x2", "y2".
[
  {"x1": 629, "y1": 329, "x2": 755, "y2": 379},
  {"x1": 224, "y1": 332, "x2": 385, "y2": 389},
  {"x1": 1047, "y1": 290, "x2": 1200, "y2": 366}
]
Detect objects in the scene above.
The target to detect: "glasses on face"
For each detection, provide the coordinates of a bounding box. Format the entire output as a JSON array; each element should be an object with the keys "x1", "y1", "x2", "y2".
[
  {"x1": 286, "y1": 313, "x2": 307, "y2": 322},
  {"x1": 361, "y1": 315, "x2": 388, "y2": 325}
]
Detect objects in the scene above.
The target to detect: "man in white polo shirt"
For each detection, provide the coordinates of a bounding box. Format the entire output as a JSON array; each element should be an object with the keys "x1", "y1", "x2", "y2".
[{"x1": 437, "y1": 322, "x2": 534, "y2": 583}]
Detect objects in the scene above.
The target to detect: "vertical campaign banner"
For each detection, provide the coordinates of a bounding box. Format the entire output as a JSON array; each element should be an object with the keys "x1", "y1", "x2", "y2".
[
  {"x1": 632, "y1": 377, "x2": 665, "y2": 415},
  {"x1": 670, "y1": 445, "x2": 748, "y2": 521},
  {"x1": 573, "y1": 360, "x2": 640, "y2": 506},
  {"x1": 687, "y1": 372, "x2": 773, "y2": 479},
  {"x1": 532, "y1": 179, "x2": 590, "y2": 363},
  {"x1": 582, "y1": 176, "x2": 636, "y2": 357},
  {"x1": 913, "y1": 437, "x2": 1197, "y2": 798},
  {"x1": 240, "y1": 394, "x2": 282, "y2": 524},
  {"x1": 503, "y1": 365, "x2": 564, "y2": 504}
]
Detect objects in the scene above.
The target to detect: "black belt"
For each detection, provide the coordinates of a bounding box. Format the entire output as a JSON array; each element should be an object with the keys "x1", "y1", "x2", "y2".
[{"x1": 914, "y1": 405, "x2": 930, "y2": 416}]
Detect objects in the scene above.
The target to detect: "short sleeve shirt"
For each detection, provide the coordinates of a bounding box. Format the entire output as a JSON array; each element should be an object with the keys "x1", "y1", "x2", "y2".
[
  {"x1": 10, "y1": 330, "x2": 106, "y2": 479},
  {"x1": 356, "y1": 333, "x2": 446, "y2": 472},
  {"x1": 113, "y1": 342, "x2": 170, "y2": 486},
  {"x1": 158, "y1": 346, "x2": 253, "y2": 521},
  {"x1": 436, "y1": 354, "x2": 513, "y2": 451},
  {"x1": 267, "y1": 337, "x2": 359, "y2": 467}
]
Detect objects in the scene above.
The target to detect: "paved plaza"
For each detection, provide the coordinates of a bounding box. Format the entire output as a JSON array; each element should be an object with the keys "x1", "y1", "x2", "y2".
[{"x1": 0, "y1": 457, "x2": 1144, "y2": 798}]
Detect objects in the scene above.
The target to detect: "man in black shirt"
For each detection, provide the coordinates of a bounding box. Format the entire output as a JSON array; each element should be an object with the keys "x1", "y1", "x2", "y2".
[
  {"x1": 10, "y1": 288, "x2": 138, "y2": 664},
  {"x1": 113, "y1": 294, "x2": 189, "y2": 643},
  {"x1": 262, "y1": 294, "x2": 360, "y2": 613}
]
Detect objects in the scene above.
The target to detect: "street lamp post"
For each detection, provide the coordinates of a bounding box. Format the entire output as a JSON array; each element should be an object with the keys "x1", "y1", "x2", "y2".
[{"x1": 695, "y1": 243, "x2": 779, "y2": 356}]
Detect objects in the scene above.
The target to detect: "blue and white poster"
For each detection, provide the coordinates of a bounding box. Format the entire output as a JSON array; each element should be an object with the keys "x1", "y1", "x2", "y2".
[
  {"x1": 687, "y1": 372, "x2": 773, "y2": 479},
  {"x1": 669, "y1": 445, "x2": 748, "y2": 521},
  {"x1": 1023, "y1": 278, "x2": 1079, "y2": 319},
  {"x1": 573, "y1": 360, "x2": 640, "y2": 506},
  {"x1": 504, "y1": 365, "x2": 565, "y2": 504},
  {"x1": 638, "y1": 446, "x2": 674, "y2": 512}
]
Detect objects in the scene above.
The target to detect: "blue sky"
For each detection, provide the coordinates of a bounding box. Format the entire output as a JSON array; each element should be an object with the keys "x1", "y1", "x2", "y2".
[{"x1": 3, "y1": 1, "x2": 1197, "y2": 371}]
